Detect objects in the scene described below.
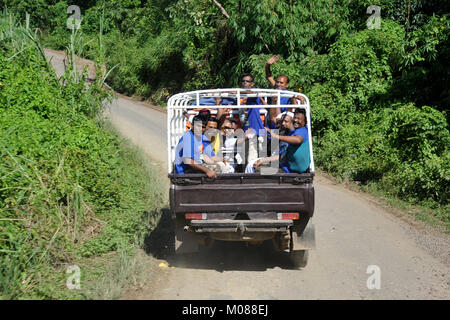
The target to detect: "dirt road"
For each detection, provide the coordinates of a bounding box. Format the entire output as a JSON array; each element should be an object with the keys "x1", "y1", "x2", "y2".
[{"x1": 45, "y1": 50, "x2": 449, "y2": 300}]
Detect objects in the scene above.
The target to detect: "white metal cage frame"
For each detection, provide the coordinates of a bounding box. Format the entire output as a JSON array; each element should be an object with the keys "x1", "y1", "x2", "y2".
[{"x1": 167, "y1": 88, "x2": 315, "y2": 175}]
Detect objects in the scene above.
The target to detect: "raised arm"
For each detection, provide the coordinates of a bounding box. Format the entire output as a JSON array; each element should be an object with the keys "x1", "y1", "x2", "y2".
[{"x1": 265, "y1": 55, "x2": 279, "y2": 88}]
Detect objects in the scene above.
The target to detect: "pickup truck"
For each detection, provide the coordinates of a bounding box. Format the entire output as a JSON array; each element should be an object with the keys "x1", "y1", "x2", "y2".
[{"x1": 167, "y1": 89, "x2": 315, "y2": 268}]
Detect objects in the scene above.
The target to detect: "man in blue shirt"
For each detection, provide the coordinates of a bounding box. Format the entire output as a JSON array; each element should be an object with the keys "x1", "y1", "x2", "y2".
[
  {"x1": 265, "y1": 55, "x2": 305, "y2": 126},
  {"x1": 240, "y1": 73, "x2": 263, "y2": 129},
  {"x1": 285, "y1": 108, "x2": 310, "y2": 173},
  {"x1": 174, "y1": 115, "x2": 218, "y2": 178},
  {"x1": 265, "y1": 55, "x2": 291, "y2": 111},
  {"x1": 230, "y1": 73, "x2": 265, "y2": 165}
]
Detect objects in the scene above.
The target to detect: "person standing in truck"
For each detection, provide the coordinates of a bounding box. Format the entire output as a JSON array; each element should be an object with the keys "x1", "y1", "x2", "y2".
[
  {"x1": 223, "y1": 73, "x2": 265, "y2": 165},
  {"x1": 265, "y1": 55, "x2": 305, "y2": 122},
  {"x1": 265, "y1": 55, "x2": 291, "y2": 112}
]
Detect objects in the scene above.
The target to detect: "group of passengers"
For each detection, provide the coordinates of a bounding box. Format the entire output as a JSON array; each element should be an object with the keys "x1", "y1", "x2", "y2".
[{"x1": 174, "y1": 56, "x2": 310, "y2": 177}]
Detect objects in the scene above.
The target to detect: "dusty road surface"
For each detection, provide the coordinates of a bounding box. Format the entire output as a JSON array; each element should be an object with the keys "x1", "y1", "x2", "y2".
[{"x1": 45, "y1": 50, "x2": 450, "y2": 300}]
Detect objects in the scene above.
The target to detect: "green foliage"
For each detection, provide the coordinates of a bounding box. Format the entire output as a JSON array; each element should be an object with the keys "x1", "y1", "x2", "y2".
[
  {"x1": 386, "y1": 105, "x2": 450, "y2": 162},
  {"x1": 230, "y1": 0, "x2": 351, "y2": 57},
  {"x1": 395, "y1": 14, "x2": 450, "y2": 110},
  {"x1": 316, "y1": 104, "x2": 449, "y2": 209},
  {"x1": 307, "y1": 83, "x2": 351, "y2": 136},
  {"x1": 316, "y1": 112, "x2": 393, "y2": 182},
  {"x1": 0, "y1": 12, "x2": 164, "y2": 299},
  {"x1": 325, "y1": 19, "x2": 405, "y2": 111},
  {"x1": 104, "y1": 28, "x2": 188, "y2": 101},
  {"x1": 1, "y1": 0, "x2": 67, "y2": 31}
]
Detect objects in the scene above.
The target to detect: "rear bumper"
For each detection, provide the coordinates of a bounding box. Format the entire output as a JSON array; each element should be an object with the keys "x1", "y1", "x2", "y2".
[{"x1": 189, "y1": 219, "x2": 293, "y2": 233}]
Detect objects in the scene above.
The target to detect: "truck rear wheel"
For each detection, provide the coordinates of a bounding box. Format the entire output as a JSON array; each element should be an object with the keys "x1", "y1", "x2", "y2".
[{"x1": 290, "y1": 250, "x2": 309, "y2": 269}]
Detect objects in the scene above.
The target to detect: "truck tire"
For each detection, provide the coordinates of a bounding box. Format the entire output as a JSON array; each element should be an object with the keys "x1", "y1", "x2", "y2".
[{"x1": 290, "y1": 250, "x2": 309, "y2": 269}]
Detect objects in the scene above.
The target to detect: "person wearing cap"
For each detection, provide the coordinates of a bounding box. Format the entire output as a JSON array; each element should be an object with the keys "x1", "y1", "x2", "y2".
[
  {"x1": 246, "y1": 112, "x2": 294, "y2": 173},
  {"x1": 263, "y1": 108, "x2": 310, "y2": 173},
  {"x1": 174, "y1": 115, "x2": 220, "y2": 178},
  {"x1": 275, "y1": 111, "x2": 293, "y2": 129}
]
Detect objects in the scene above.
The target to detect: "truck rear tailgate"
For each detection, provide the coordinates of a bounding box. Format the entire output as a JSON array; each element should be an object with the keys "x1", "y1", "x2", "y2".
[{"x1": 169, "y1": 173, "x2": 315, "y2": 216}]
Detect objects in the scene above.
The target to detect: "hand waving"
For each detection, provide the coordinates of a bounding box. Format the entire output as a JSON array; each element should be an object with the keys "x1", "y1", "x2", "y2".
[{"x1": 267, "y1": 55, "x2": 279, "y2": 65}]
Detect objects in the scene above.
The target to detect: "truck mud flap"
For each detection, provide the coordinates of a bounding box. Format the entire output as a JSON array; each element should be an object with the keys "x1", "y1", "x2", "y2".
[
  {"x1": 175, "y1": 217, "x2": 199, "y2": 254},
  {"x1": 291, "y1": 223, "x2": 316, "y2": 250}
]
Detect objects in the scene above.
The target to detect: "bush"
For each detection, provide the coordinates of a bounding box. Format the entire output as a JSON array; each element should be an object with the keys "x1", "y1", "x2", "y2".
[
  {"x1": 315, "y1": 103, "x2": 449, "y2": 206},
  {"x1": 386, "y1": 104, "x2": 450, "y2": 162},
  {"x1": 383, "y1": 152, "x2": 450, "y2": 205},
  {"x1": 307, "y1": 83, "x2": 352, "y2": 136},
  {"x1": 315, "y1": 120, "x2": 393, "y2": 182},
  {"x1": 0, "y1": 20, "x2": 163, "y2": 298},
  {"x1": 383, "y1": 104, "x2": 450, "y2": 203}
]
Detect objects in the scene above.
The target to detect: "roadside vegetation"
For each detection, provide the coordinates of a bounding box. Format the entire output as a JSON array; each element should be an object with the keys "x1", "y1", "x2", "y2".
[
  {"x1": 1, "y1": 1, "x2": 449, "y2": 299},
  {"x1": 0, "y1": 9, "x2": 165, "y2": 299}
]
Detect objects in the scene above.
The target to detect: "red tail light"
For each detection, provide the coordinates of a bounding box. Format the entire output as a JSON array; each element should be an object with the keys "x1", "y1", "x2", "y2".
[
  {"x1": 185, "y1": 213, "x2": 207, "y2": 220},
  {"x1": 278, "y1": 213, "x2": 299, "y2": 220}
]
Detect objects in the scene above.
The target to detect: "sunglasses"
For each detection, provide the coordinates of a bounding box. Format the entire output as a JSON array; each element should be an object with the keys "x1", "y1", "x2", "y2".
[
  {"x1": 223, "y1": 126, "x2": 233, "y2": 130},
  {"x1": 241, "y1": 79, "x2": 253, "y2": 83}
]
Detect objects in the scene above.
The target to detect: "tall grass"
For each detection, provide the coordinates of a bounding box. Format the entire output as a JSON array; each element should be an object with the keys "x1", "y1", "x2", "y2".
[{"x1": 0, "y1": 9, "x2": 165, "y2": 299}]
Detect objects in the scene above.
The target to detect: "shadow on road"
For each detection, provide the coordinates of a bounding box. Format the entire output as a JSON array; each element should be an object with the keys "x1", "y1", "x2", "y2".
[
  {"x1": 144, "y1": 207, "x2": 175, "y2": 259},
  {"x1": 144, "y1": 209, "x2": 300, "y2": 272}
]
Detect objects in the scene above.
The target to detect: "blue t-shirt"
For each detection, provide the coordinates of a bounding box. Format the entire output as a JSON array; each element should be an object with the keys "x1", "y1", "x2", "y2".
[
  {"x1": 265, "y1": 127, "x2": 292, "y2": 172},
  {"x1": 190, "y1": 97, "x2": 218, "y2": 106},
  {"x1": 243, "y1": 97, "x2": 265, "y2": 135},
  {"x1": 189, "y1": 97, "x2": 237, "y2": 106},
  {"x1": 286, "y1": 126, "x2": 310, "y2": 173},
  {"x1": 270, "y1": 89, "x2": 290, "y2": 112},
  {"x1": 174, "y1": 130, "x2": 215, "y2": 174},
  {"x1": 280, "y1": 89, "x2": 291, "y2": 112},
  {"x1": 277, "y1": 129, "x2": 295, "y2": 173},
  {"x1": 221, "y1": 97, "x2": 238, "y2": 105}
]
